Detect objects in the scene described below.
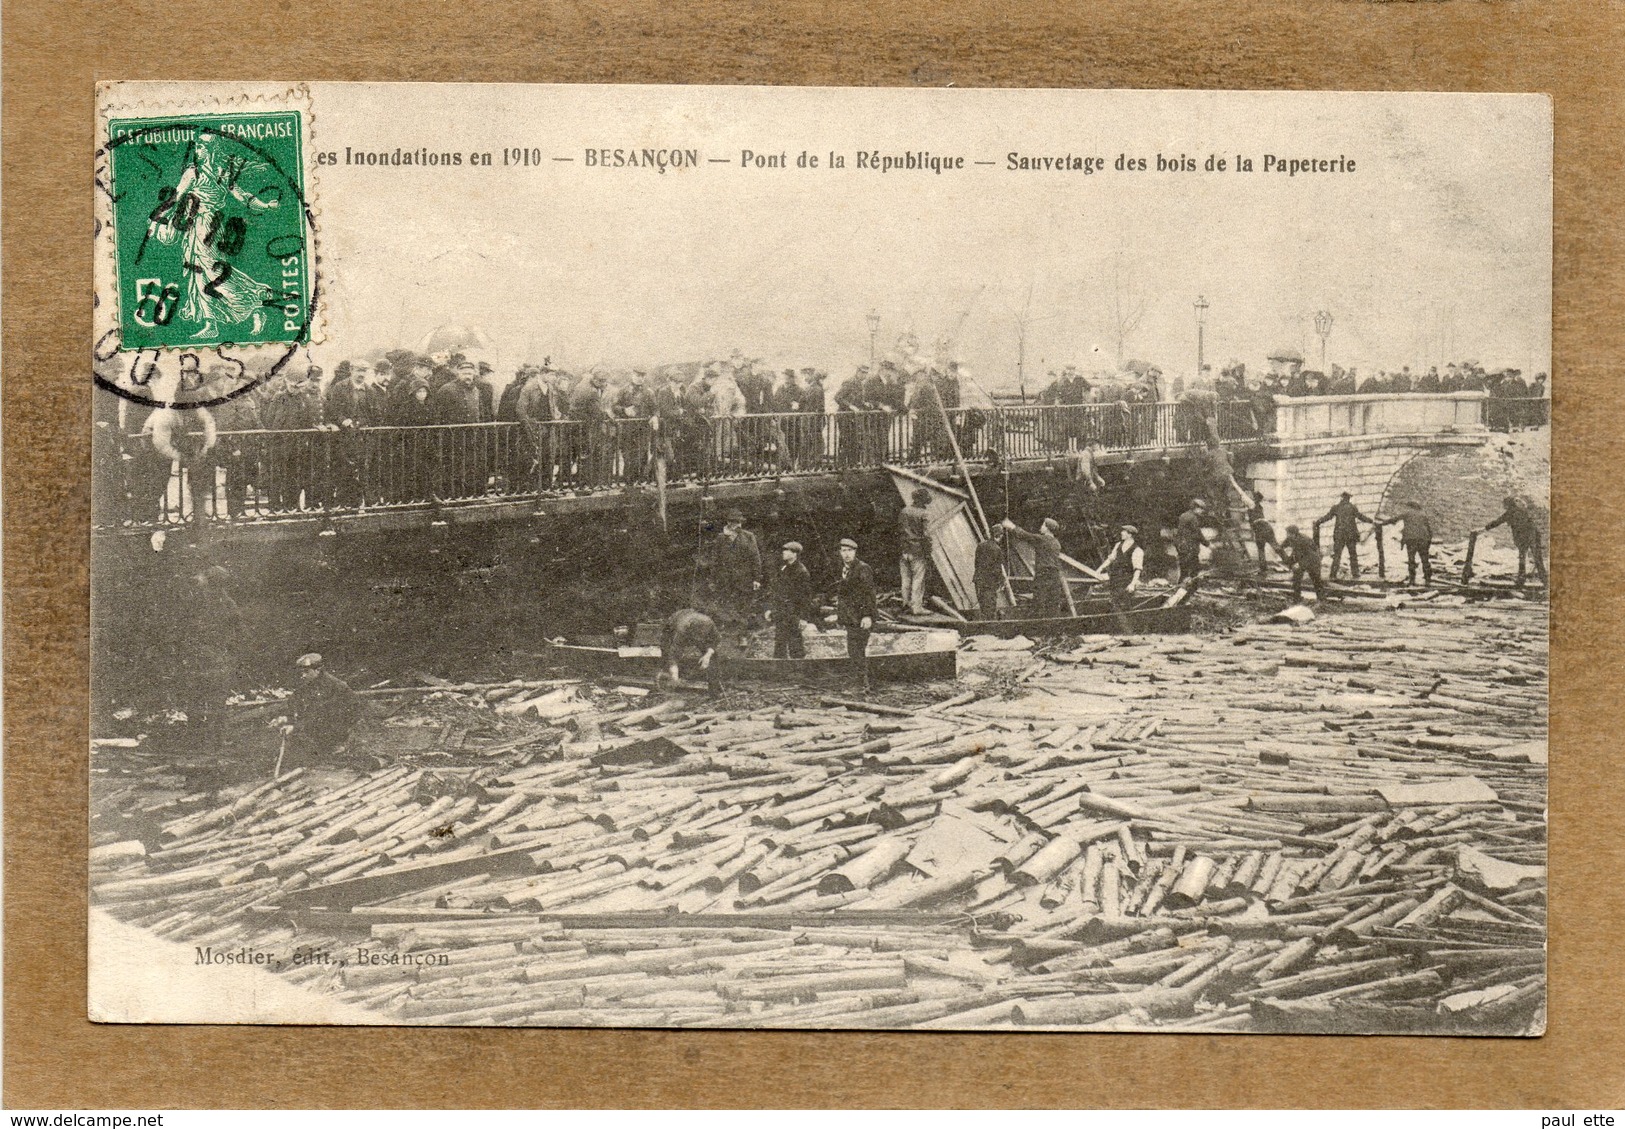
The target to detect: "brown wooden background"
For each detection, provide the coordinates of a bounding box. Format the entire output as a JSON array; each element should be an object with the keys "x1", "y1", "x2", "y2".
[{"x1": 5, "y1": 0, "x2": 1621, "y2": 1109}]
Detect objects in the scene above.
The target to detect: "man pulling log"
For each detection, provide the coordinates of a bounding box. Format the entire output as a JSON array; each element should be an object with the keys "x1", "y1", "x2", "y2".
[
  {"x1": 1481, "y1": 496, "x2": 1547, "y2": 588},
  {"x1": 1382, "y1": 500, "x2": 1434, "y2": 587},
  {"x1": 1315, "y1": 492, "x2": 1377, "y2": 581},
  {"x1": 1277, "y1": 525, "x2": 1326, "y2": 603},
  {"x1": 659, "y1": 608, "x2": 722, "y2": 693},
  {"x1": 1002, "y1": 515, "x2": 1068, "y2": 619}
]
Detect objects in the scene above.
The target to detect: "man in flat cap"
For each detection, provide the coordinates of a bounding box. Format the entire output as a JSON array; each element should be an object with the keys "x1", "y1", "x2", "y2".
[
  {"x1": 834, "y1": 537, "x2": 878, "y2": 690},
  {"x1": 767, "y1": 540, "x2": 816, "y2": 659},
  {"x1": 275, "y1": 653, "x2": 362, "y2": 769},
  {"x1": 1002, "y1": 515, "x2": 1068, "y2": 618}
]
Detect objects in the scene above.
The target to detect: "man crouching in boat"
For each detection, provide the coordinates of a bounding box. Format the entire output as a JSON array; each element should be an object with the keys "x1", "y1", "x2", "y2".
[{"x1": 659, "y1": 608, "x2": 723, "y2": 694}]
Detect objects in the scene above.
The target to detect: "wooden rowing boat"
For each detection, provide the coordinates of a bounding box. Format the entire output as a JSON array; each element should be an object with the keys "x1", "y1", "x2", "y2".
[
  {"x1": 907, "y1": 594, "x2": 1193, "y2": 638},
  {"x1": 543, "y1": 624, "x2": 960, "y2": 683}
]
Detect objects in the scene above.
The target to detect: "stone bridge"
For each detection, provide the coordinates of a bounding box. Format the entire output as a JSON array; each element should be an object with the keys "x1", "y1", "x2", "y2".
[{"x1": 1243, "y1": 393, "x2": 1492, "y2": 531}]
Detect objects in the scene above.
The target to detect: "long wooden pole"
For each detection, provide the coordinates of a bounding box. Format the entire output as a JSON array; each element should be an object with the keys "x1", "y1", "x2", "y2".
[{"x1": 930, "y1": 382, "x2": 1015, "y2": 606}]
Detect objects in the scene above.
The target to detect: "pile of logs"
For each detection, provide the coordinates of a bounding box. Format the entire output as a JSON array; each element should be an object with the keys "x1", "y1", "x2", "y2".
[{"x1": 91, "y1": 599, "x2": 1546, "y2": 1033}]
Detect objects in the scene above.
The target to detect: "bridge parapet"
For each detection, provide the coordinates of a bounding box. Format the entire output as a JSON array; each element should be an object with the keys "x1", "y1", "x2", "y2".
[
  {"x1": 1248, "y1": 393, "x2": 1492, "y2": 534},
  {"x1": 1270, "y1": 392, "x2": 1487, "y2": 444}
]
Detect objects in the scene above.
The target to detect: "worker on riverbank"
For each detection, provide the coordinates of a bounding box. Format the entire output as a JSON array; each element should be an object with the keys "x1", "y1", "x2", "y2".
[
  {"x1": 834, "y1": 537, "x2": 878, "y2": 692},
  {"x1": 766, "y1": 541, "x2": 817, "y2": 659},
  {"x1": 1175, "y1": 499, "x2": 1209, "y2": 592},
  {"x1": 275, "y1": 653, "x2": 362, "y2": 769},
  {"x1": 1277, "y1": 525, "x2": 1326, "y2": 602},
  {"x1": 1384, "y1": 500, "x2": 1435, "y2": 587},
  {"x1": 659, "y1": 608, "x2": 722, "y2": 693},
  {"x1": 1247, "y1": 489, "x2": 1277, "y2": 577},
  {"x1": 1002, "y1": 516, "x2": 1067, "y2": 619},
  {"x1": 1315, "y1": 492, "x2": 1376, "y2": 581},
  {"x1": 1482, "y1": 496, "x2": 1547, "y2": 588}
]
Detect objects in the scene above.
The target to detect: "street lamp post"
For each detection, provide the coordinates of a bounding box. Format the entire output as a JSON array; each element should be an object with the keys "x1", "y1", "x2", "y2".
[
  {"x1": 1314, "y1": 310, "x2": 1333, "y2": 372},
  {"x1": 1194, "y1": 295, "x2": 1210, "y2": 384},
  {"x1": 866, "y1": 311, "x2": 881, "y2": 365}
]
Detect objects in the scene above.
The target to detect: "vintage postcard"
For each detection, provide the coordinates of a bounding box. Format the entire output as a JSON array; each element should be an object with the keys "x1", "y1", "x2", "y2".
[{"x1": 89, "y1": 83, "x2": 1550, "y2": 1032}]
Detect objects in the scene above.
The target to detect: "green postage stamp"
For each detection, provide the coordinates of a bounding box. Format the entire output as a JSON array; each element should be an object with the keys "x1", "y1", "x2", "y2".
[{"x1": 104, "y1": 108, "x2": 313, "y2": 351}]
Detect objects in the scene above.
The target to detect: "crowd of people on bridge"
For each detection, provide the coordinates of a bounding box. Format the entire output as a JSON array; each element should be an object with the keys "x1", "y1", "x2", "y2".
[{"x1": 94, "y1": 339, "x2": 1551, "y2": 527}]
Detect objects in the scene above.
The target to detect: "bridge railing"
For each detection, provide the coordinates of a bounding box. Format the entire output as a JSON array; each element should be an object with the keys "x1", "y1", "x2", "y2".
[{"x1": 89, "y1": 400, "x2": 1261, "y2": 528}]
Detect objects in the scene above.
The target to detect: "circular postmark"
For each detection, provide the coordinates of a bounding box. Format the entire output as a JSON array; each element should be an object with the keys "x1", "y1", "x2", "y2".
[{"x1": 94, "y1": 115, "x2": 321, "y2": 411}]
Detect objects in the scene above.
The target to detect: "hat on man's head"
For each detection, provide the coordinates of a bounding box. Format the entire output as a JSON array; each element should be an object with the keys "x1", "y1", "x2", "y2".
[
  {"x1": 456, "y1": 360, "x2": 477, "y2": 373},
  {"x1": 912, "y1": 487, "x2": 933, "y2": 506},
  {"x1": 1120, "y1": 524, "x2": 1139, "y2": 536},
  {"x1": 478, "y1": 361, "x2": 494, "y2": 374},
  {"x1": 839, "y1": 537, "x2": 858, "y2": 550},
  {"x1": 295, "y1": 653, "x2": 323, "y2": 669},
  {"x1": 1041, "y1": 517, "x2": 1061, "y2": 534},
  {"x1": 1340, "y1": 491, "x2": 1352, "y2": 500},
  {"x1": 724, "y1": 508, "x2": 746, "y2": 523},
  {"x1": 783, "y1": 541, "x2": 804, "y2": 553}
]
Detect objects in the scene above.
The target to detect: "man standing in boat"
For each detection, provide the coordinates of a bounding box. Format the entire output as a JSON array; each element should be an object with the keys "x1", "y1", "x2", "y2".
[
  {"x1": 766, "y1": 541, "x2": 817, "y2": 659},
  {"x1": 1098, "y1": 524, "x2": 1147, "y2": 632},
  {"x1": 834, "y1": 537, "x2": 878, "y2": 692},
  {"x1": 702, "y1": 509, "x2": 762, "y2": 645},
  {"x1": 973, "y1": 530, "x2": 1006, "y2": 620},
  {"x1": 1002, "y1": 516, "x2": 1067, "y2": 619},
  {"x1": 659, "y1": 608, "x2": 723, "y2": 694}
]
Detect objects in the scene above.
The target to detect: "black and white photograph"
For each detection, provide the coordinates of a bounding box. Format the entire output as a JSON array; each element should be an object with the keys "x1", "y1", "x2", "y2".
[{"x1": 88, "y1": 83, "x2": 1550, "y2": 1034}]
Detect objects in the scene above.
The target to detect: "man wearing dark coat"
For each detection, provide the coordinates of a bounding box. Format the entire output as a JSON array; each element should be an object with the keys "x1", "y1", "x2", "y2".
[
  {"x1": 1383, "y1": 500, "x2": 1435, "y2": 586},
  {"x1": 1278, "y1": 525, "x2": 1326, "y2": 602},
  {"x1": 834, "y1": 537, "x2": 878, "y2": 690},
  {"x1": 973, "y1": 533, "x2": 1006, "y2": 619},
  {"x1": 1003, "y1": 515, "x2": 1068, "y2": 618},
  {"x1": 1483, "y1": 496, "x2": 1547, "y2": 587},
  {"x1": 767, "y1": 540, "x2": 817, "y2": 659},
  {"x1": 206, "y1": 365, "x2": 262, "y2": 518},
  {"x1": 1316, "y1": 492, "x2": 1376, "y2": 581},
  {"x1": 702, "y1": 509, "x2": 763, "y2": 641},
  {"x1": 278, "y1": 653, "x2": 362, "y2": 768},
  {"x1": 431, "y1": 361, "x2": 487, "y2": 496},
  {"x1": 325, "y1": 361, "x2": 380, "y2": 507}
]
